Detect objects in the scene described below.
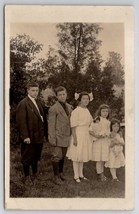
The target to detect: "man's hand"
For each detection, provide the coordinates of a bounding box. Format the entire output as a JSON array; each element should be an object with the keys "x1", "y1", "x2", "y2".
[
  {"x1": 24, "y1": 138, "x2": 31, "y2": 144},
  {"x1": 50, "y1": 141, "x2": 57, "y2": 147}
]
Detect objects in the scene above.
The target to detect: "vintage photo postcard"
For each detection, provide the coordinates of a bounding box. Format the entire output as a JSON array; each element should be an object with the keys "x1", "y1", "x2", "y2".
[{"x1": 5, "y1": 5, "x2": 134, "y2": 210}]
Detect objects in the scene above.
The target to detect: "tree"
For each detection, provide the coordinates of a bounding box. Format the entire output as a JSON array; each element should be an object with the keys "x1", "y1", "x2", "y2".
[
  {"x1": 10, "y1": 34, "x2": 43, "y2": 105},
  {"x1": 45, "y1": 23, "x2": 103, "y2": 102},
  {"x1": 30, "y1": 47, "x2": 71, "y2": 90},
  {"x1": 104, "y1": 52, "x2": 124, "y2": 86},
  {"x1": 57, "y1": 23, "x2": 102, "y2": 73},
  {"x1": 101, "y1": 52, "x2": 125, "y2": 119},
  {"x1": 100, "y1": 66, "x2": 115, "y2": 103}
]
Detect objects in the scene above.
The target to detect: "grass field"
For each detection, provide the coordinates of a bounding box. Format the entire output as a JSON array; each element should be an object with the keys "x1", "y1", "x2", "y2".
[{"x1": 10, "y1": 141, "x2": 125, "y2": 198}]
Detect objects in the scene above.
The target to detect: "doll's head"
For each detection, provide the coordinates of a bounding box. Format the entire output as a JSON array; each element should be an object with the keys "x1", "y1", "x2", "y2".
[
  {"x1": 94, "y1": 116, "x2": 100, "y2": 123},
  {"x1": 96, "y1": 104, "x2": 110, "y2": 119},
  {"x1": 110, "y1": 118, "x2": 120, "y2": 133}
]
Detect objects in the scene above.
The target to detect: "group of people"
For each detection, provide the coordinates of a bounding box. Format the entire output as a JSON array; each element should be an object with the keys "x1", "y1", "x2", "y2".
[{"x1": 16, "y1": 82, "x2": 125, "y2": 186}]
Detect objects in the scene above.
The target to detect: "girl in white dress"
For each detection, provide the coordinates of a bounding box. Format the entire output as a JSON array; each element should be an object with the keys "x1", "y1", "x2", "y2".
[
  {"x1": 105, "y1": 119, "x2": 125, "y2": 181},
  {"x1": 66, "y1": 92, "x2": 93, "y2": 183},
  {"x1": 89, "y1": 104, "x2": 110, "y2": 181}
]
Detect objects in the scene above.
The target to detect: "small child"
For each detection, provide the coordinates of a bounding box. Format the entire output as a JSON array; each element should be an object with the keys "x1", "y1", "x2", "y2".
[{"x1": 105, "y1": 119, "x2": 125, "y2": 181}]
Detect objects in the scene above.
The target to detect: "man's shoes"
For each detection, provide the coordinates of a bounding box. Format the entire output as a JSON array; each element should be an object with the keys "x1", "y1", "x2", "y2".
[
  {"x1": 38, "y1": 161, "x2": 44, "y2": 175},
  {"x1": 59, "y1": 173, "x2": 66, "y2": 181},
  {"x1": 23, "y1": 176, "x2": 34, "y2": 186},
  {"x1": 31, "y1": 173, "x2": 38, "y2": 185},
  {"x1": 54, "y1": 176, "x2": 63, "y2": 185}
]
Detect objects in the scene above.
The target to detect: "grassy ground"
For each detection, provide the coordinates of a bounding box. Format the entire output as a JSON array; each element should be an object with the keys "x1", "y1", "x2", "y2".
[{"x1": 10, "y1": 142, "x2": 125, "y2": 198}]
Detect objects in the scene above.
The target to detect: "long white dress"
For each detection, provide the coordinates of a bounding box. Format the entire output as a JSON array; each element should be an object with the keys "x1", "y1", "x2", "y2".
[
  {"x1": 90, "y1": 117, "x2": 110, "y2": 161},
  {"x1": 105, "y1": 133, "x2": 125, "y2": 168},
  {"x1": 66, "y1": 106, "x2": 93, "y2": 162}
]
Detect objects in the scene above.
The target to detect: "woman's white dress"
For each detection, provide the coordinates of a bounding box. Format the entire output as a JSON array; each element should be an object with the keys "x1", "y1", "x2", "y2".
[
  {"x1": 105, "y1": 133, "x2": 125, "y2": 168},
  {"x1": 66, "y1": 106, "x2": 93, "y2": 162}
]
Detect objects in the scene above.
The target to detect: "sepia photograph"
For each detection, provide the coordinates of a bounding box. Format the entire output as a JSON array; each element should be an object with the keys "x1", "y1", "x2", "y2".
[{"x1": 5, "y1": 5, "x2": 134, "y2": 210}]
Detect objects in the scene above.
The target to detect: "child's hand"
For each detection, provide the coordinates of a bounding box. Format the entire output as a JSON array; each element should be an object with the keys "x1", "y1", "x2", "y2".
[
  {"x1": 111, "y1": 139, "x2": 119, "y2": 146},
  {"x1": 98, "y1": 134, "x2": 104, "y2": 138},
  {"x1": 119, "y1": 131, "x2": 123, "y2": 137},
  {"x1": 102, "y1": 133, "x2": 108, "y2": 137},
  {"x1": 89, "y1": 130, "x2": 94, "y2": 136},
  {"x1": 99, "y1": 134, "x2": 108, "y2": 138},
  {"x1": 110, "y1": 133, "x2": 115, "y2": 138},
  {"x1": 115, "y1": 139, "x2": 120, "y2": 145}
]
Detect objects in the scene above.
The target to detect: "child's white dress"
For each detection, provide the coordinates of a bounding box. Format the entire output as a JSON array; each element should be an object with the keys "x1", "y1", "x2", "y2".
[
  {"x1": 66, "y1": 106, "x2": 93, "y2": 162},
  {"x1": 105, "y1": 133, "x2": 125, "y2": 168},
  {"x1": 90, "y1": 117, "x2": 110, "y2": 161}
]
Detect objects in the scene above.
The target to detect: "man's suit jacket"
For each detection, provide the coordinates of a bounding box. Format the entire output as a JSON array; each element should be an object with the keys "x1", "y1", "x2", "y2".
[
  {"x1": 16, "y1": 96, "x2": 45, "y2": 144},
  {"x1": 48, "y1": 101, "x2": 72, "y2": 147}
]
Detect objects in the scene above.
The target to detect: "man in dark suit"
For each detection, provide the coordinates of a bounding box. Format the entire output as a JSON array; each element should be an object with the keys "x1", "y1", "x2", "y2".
[
  {"x1": 48, "y1": 86, "x2": 72, "y2": 185},
  {"x1": 16, "y1": 82, "x2": 46, "y2": 185}
]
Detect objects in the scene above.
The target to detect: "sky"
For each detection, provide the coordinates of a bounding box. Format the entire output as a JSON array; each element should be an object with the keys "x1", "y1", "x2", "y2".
[{"x1": 10, "y1": 23, "x2": 124, "y2": 64}]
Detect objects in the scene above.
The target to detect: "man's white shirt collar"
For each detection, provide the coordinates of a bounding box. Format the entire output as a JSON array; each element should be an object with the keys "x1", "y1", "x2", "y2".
[
  {"x1": 28, "y1": 94, "x2": 35, "y2": 102},
  {"x1": 28, "y1": 95, "x2": 43, "y2": 122}
]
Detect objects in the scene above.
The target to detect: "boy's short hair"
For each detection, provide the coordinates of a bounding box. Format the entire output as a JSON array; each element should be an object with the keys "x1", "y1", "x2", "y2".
[
  {"x1": 26, "y1": 82, "x2": 39, "y2": 90},
  {"x1": 55, "y1": 86, "x2": 67, "y2": 95}
]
